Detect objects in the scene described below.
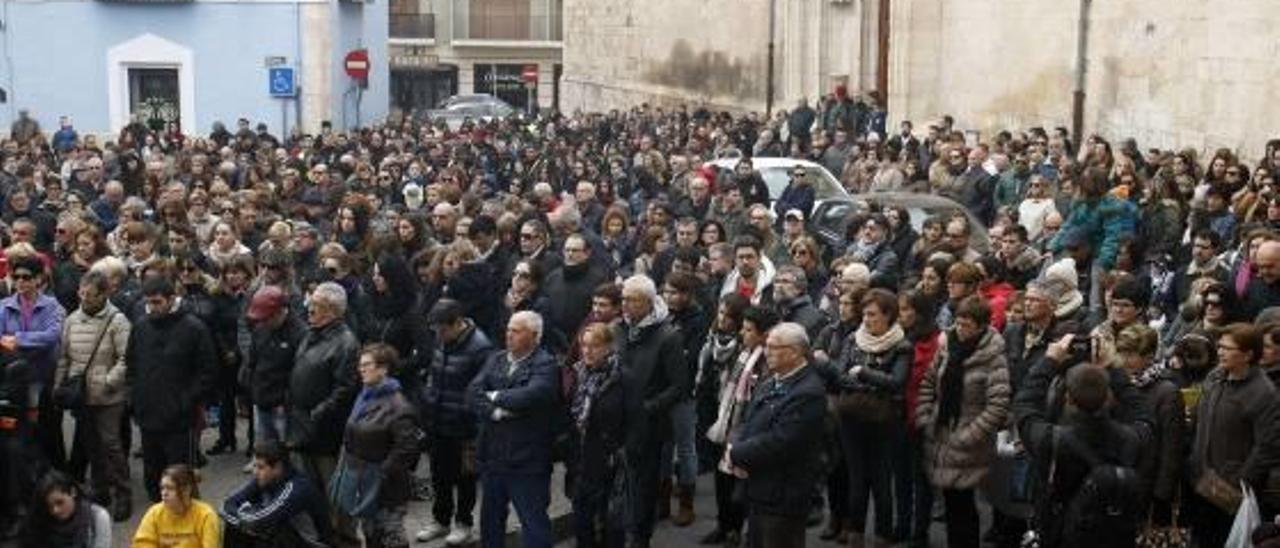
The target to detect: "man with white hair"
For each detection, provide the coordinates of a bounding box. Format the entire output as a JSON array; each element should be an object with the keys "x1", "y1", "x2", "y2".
[
  {"x1": 287, "y1": 282, "x2": 362, "y2": 547},
  {"x1": 727, "y1": 322, "x2": 826, "y2": 548},
  {"x1": 432, "y1": 202, "x2": 459, "y2": 244},
  {"x1": 469, "y1": 310, "x2": 559, "y2": 548},
  {"x1": 619, "y1": 274, "x2": 687, "y2": 547}
]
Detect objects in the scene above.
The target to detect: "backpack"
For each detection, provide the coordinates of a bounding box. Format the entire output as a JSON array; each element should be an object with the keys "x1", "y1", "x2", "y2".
[{"x1": 1048, "y1": 426, "x2": 1143, "y2": 547}]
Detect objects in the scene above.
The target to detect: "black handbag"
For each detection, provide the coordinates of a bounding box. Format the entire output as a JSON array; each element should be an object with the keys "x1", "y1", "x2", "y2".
[{"x1": 54, "y1": 312, "x2": 117, "y2": 412}]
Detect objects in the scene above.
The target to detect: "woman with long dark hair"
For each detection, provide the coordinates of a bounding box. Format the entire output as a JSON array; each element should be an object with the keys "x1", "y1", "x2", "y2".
[{"x1": 21, "y1": 470, "x2": 111, "y2": 548}]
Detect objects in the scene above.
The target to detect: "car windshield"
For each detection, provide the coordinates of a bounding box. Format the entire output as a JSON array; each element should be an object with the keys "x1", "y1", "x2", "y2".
[{"x1": 758, "y1": 166, "x2": 844, "y2": 201}]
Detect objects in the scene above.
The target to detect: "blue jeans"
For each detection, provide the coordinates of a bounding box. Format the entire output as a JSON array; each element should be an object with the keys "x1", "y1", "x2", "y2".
[
  {"x1": 480, "y1": 471, "x2": 551, "y2": 548},
  {"x1": 659, "y1": 398, "x2": 698, "y2": 487},
  {"x1": 255, "y1": 405, "x2": 287, "y2": 444}
]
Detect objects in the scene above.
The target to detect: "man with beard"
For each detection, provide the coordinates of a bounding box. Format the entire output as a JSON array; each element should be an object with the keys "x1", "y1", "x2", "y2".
[
  {"x1": 720, "y1": 236, "x2": 776, "y2": 306},
  {"x1": 732, "y1": 158, "x2": 771, "y2": 209},
  {"x1": 772, "y1": 266, "x2": 827, "y2": 338},
  {"x1": 544, "y1": 234, "x2": 610, "y2": 340},
  {"x1": 845, "y1": 214, "x2": 900, "y2": 288}
]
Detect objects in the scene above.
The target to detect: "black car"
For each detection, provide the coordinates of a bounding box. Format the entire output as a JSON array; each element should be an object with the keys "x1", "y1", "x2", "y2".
[{"x1": 809, "y1": 192, "x2": 992, "y2": 254}]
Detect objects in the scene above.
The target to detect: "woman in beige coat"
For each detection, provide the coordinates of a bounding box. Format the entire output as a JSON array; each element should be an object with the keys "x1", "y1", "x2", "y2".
[{"x1": 916, "y1": 295, "x2": 1011, "y2": 548}]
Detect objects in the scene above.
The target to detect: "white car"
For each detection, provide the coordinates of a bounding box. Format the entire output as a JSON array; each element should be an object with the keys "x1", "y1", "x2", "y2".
[{"x1": 703, "y1": 157, "x2": 850, "y2": 217}]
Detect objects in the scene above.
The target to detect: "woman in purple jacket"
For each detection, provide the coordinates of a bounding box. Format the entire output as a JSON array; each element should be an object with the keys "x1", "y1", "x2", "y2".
[{"x1": 0, "y1": 254, "x2": 66, "y2": 467}]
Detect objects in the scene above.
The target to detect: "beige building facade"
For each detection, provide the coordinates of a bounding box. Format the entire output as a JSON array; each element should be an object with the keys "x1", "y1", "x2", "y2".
[
  {"x1": 563, "y1": 0, "x2": 1280, "y2": 159},
  {"x1": 388, "y1": 0, "x2": 563, "y2": 115}
]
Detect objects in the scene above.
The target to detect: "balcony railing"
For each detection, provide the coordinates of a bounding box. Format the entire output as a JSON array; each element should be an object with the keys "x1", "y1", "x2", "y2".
[
  {"x1": 390, "y1": 13, "x2": 436, "y2": 40},
  {"x1": 454, "y1": 13, "x2": 561, "y2": 42}
]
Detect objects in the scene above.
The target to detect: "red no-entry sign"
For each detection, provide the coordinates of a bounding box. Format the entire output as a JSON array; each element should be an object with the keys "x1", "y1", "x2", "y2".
[
  {"x1": 522, "y1": 64, "x2": 538, "y2": 84},
  {"x1": 345, "y1": 50, "x2": 370, "y2": 80}
]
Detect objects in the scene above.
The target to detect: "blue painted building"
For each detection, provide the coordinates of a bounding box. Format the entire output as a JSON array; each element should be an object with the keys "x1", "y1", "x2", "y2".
[{"x1": 0, "y1": 0, "x2": 388, "y2": 136}]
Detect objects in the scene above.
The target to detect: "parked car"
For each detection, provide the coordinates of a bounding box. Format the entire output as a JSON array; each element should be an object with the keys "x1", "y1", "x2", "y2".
[
  {"x1": 808, "y1": 192, "x2": 992, "y2": 254},
  {"x1": 703, "y1": 157, "x2": 849, "y2": 215},
  {"x1": 426, "y1": 94, "x2": 515, "y2": 130}
]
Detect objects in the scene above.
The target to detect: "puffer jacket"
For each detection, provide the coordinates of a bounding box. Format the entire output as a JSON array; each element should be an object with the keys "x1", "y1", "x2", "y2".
[
  {"x1": 424, "y1": 322, "x2": 495, "y2": 438},
  {"x1": 287, "y1": 321, "x2": 361, "y2": 455},
  {"x1": 54, "y1": 302, "x2": 131, "y2": 406},
  {"x1": 916, "y1": 328, "x2": 1011, "y2": 489},
  {"x1": 1049, "y1": 195, "x2": 1138, "y2": 269},
  {"x1": 342, "y1": 380, "x2": 421, "y2": 506}
]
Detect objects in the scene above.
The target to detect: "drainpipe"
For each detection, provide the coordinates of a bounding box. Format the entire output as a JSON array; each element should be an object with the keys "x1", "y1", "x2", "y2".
[
  {"x1": 1071, "y1": 0, "x2": 1092, "y2": 145},
  {"x1": 765, "y1": 0, "x2": 775, "y2": 117}
]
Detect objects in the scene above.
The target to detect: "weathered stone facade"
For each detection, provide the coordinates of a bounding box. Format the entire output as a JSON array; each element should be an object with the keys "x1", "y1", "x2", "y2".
[{"x1": 563, "y1": 0, "x2": 1280, "y2": 160}]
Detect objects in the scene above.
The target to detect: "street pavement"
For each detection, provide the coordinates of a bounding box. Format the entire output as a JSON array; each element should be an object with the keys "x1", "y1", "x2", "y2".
[{"x1": 70, "y1": 416, "x2": 969, "y2": 547}]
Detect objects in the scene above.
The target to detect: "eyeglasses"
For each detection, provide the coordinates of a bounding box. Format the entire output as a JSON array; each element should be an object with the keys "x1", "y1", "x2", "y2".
[
  {"x1": 10, "y1": 273, "x2": 33, "y2": 281},
  {"x1": 519, "y1": 233, "x2": 539, "y2": 240},
  {"x1": 514, "y1": 270, "x2": 533, "y2": 278}
]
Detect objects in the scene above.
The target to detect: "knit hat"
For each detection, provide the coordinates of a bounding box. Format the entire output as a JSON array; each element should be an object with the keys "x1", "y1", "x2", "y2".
[
  {"x1": 1041, "y1": 257, "x2": 1083, "y2": 318},
  {"x1": 402, "y1": 182, "x2": 424, "y2": 210}
]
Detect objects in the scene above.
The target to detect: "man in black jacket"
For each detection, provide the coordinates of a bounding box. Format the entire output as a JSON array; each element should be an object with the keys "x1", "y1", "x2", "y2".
[
  {"x1": 618, "y1": 274, "x2": 687, "y2": 547},
  {"x1": 245, "y1": 286, "x2": 306, "y2": 445},
  {"x1": 661, "y1": 272, "x2": 710, "y2": 526},
  {"x1": 127, "y1": 276, "x2": 218, "y2": 502},
  {"x1": 773, "y1": 266, "x2": 828, "y2": 338},
  {"x1": 544, "y1": 234, "x2": 610, "y2": 340},
  {"x1": 286, "y1": 282, "x2": 360, "y2": 547},
  {"x1": 727, "y1": 322, "x2": 826, "y2": 548}
]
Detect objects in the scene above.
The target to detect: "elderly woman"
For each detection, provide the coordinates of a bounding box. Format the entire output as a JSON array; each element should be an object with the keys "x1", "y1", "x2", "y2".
[
  {"x1": 1188, "y1": 323, "x2": 1280, "y2": 547},
  {"x1": 829, "y1": 288, "x2": 912, "y2": 547},
  {"x1": 916, "y1": 295, "x2": 1010, "y2": 548},
  {"x1": 333, "y1": 343, "x2": 420, "y2": 548},
  {"x1": 1114, "y1": 325, "x2": 1183, "y2": 527},
  {"x1": 565, "y1": 323, "x2": 628, "y2": 548}
]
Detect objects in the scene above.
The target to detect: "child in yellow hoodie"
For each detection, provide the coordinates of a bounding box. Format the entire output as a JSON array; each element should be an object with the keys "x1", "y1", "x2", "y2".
[{"x1": 133, "y1": 464, "x2": 222, "y2": 548}]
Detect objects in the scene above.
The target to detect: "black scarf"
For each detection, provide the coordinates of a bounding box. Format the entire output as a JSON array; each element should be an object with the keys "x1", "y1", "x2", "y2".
[
  {"x1": 48, "y1": 500, "x2": 93, "y2": 548},
  {"x1": 937, "y1": 330, "x2": 980, "y2": 432}
]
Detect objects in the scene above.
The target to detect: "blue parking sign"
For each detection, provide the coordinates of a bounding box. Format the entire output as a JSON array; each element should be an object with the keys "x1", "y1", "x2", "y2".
[{"x1": 269, "y1": 67, "x2": 296, "y2": 97}]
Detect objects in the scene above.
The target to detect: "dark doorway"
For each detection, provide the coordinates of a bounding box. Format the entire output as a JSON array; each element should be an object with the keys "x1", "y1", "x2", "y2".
[
  {"x1": 474, "y1": 64, "x2": 528, "y2": 110},
  {"x1": 392, "y1": 65, "x2": 459, "y2": 115},
  {"x1": 128, "y1": 67, "x2": 179, "y2": 131}
]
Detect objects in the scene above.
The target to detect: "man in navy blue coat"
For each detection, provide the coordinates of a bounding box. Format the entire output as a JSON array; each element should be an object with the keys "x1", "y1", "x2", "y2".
[
  {"x1": 727, "y1": 322, "x2": 827, "y2": 548},
  {"x1": 468, "y1": 310, "x2": 560, "y2": 548}
]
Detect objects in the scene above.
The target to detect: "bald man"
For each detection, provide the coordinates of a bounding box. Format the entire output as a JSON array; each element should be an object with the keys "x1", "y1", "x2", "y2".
[
  {"x1": 1239, "y1": 241, "x2": 1280, "y2": 321},
  {"x1": 727, "y1": 323, "x2": 826, "y2": 548}
]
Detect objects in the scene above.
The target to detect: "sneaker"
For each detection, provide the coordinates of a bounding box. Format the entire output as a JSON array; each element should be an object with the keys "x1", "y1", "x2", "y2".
[
  {"x1": 415, "y1": 523, "x2": 447, "y2": 542},
  {"x1": 444, "y1": 525, "x2": 473, "y2": 545}
]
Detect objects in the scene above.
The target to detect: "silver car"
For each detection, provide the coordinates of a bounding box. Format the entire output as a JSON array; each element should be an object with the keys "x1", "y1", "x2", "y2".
[{"x1": 703, "y1": 157, "x2": 849, "y2": 216}]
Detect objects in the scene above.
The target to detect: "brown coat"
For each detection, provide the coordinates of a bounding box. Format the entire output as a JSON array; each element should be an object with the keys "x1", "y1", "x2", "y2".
[{"x1": 917, "y1": 328, "x2": 1011, "y2": 489}]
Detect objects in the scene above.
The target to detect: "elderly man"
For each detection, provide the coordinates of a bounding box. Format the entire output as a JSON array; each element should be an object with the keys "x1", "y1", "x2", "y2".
[
  {"x1": 773, "y1": 266, "x2": 827, "y2": 338},
  {"x1": 287, "y1": 282, "x2": 361, "y2": 547},
  {"x1": 469, "y1": 311, "x2": 559, "y2": 548},
  {"x1": 727, "y1": 323, "x2": 826, "y2": 548},
  {"x1": 433, "y1": 202, "x2": 459, "y2": 244},
  {"x1": 620, "y1": 274, "x2": 687, "y2": 547},
  {"x1": 1239, "y1": 241, "x2": 1280, "y2": 321}
]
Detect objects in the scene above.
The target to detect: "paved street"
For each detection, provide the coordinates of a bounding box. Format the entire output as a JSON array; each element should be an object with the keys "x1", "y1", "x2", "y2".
[{"x1": 89, "y1": 416, "x2": 965, "y2": 547}]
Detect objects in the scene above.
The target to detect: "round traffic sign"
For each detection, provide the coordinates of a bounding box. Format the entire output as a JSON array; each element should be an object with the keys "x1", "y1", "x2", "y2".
[{"x1": 345, "y1": 50, "x2": 370, "y2": 80}]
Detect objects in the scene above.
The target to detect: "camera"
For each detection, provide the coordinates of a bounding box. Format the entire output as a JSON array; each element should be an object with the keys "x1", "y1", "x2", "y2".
[{"x1": 1067, "y1": 335, "x2": 1094, "y2": 364}]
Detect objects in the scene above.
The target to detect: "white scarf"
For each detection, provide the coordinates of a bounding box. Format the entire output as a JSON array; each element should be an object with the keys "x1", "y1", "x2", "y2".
[{"x1": 855, "y1": 323, "x2": 906, "y2": 354}]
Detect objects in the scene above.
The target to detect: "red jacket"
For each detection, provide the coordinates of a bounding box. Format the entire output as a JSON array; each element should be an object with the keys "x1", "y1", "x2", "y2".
[
  {"x1": 905, "y1": 331, "x2": 941, "y2": 430},
  {"x1": 980, "y1": 281, "x2": 1016, "y2": 332}
]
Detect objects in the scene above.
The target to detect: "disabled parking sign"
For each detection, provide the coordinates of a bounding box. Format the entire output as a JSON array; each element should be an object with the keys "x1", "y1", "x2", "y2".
[{"x1": 269, "y1": 67, "x2": 296, "y2": 97}]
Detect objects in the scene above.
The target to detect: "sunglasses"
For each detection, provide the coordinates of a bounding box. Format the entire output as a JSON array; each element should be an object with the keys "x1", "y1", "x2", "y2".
[{"x1": 10, "y1": 273, "x2": 33, "y2": 281}]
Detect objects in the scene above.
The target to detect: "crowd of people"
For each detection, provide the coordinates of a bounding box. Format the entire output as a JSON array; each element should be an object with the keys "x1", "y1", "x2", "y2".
[{"x1": 0, "y1": 88, "x2": 1278, "y2": 548}]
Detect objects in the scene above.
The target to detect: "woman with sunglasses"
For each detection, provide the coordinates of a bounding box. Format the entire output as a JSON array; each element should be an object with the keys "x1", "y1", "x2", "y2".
[{"x1": 1, "y1": 254, "x2": 66, "y2": 467}]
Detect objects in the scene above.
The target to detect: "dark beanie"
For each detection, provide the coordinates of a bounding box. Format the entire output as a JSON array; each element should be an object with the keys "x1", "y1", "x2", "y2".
[{"x1": 1110, "y1": 278, "x2": 1151, "y2": 309}]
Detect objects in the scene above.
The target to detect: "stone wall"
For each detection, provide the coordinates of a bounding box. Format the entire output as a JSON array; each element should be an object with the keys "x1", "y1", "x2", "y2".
[
  {"x1": 888, "y1": 0, "x2": 1280, "y2": 160},
  {"x1": 560, "y1": 0, "x2": 773, "y2": 112}
]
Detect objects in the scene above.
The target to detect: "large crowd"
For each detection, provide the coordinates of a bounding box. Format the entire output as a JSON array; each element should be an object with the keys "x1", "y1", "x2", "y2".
[{"x1": 0, "y1": 84, "x2": 1278, "y2": 548}]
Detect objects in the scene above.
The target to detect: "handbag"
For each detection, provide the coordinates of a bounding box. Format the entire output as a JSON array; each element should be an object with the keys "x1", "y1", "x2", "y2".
[
  {"x1": 834, "y1": 390, "x2": 896, "y2": 424},
  {"x1": 53, "y1": 311, "x2": 118, "y2": 411},
  {"x1": 1194, "y1": 467, "x2": 1243, "y2": 514},
  {"x1": 327, "y1": 452, "x2": 383, "y2": 518}
]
